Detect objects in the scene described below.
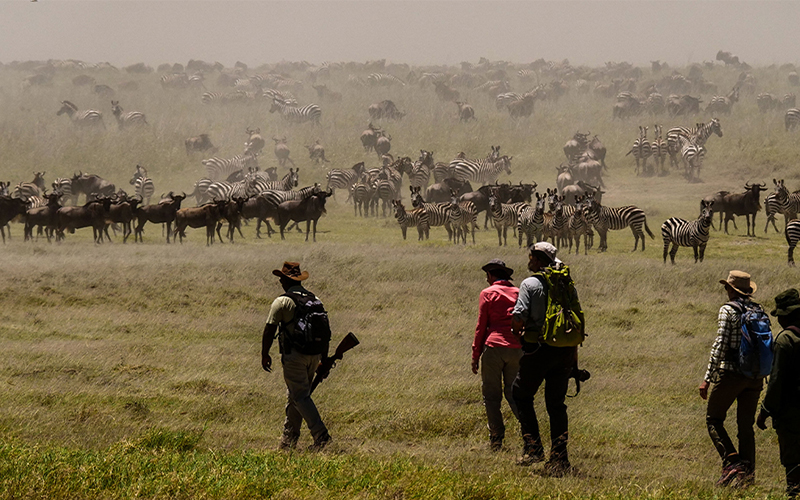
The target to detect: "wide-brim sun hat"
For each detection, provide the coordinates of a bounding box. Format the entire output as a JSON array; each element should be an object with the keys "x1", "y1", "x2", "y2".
[
  {"x1": 482, "y1": 259, "x2": 514, "y2": 278},
  {"x1": 272, "y1": 261, "x2": 309, "y2": 281},
  {"x1": 771, "y1": 288, "x2": 800, "y2": 316},
  {"x1": 719, "y1": 270, "x2": 756, "y2": 296}
]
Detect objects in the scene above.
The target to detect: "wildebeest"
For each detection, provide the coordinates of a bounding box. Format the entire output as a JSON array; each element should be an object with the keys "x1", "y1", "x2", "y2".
[
  {"x1": 185, "y1": 134, "x2": 218, "y2": 155},
  {"x1": 368, "y1": 100, "x2": 404, "y2": 121},
  {"x1": 305, "y1": 140, "x2": 330, "y2": 163},
  {"x1": 244, "y1": 127, "x2": 265, "y2": 156},
  {"x1": 0, "y1": 196, "x2": 29, "y2": 242},
  {"x1": 56, "y1": 197, "x2": 113, "y2": 243},
  {"x1": 426, "y1": 178, "x2": 473, "y2": 203},
  {"x1": 134, "y1": 192, "x2": 186, "y2": 243},
  {"x1": 24, "y1": 191, "x2": 63, "y2": 242},
  {"x1": 455, "y1": 101, "x2": 475, "y2": 122},
  {"x1": 717, "y1": 183, "x2": 768, "y2": 236},
  {"x1": 173, "y1": 199, "x2": 227, "y2": 245},
  {"x1": 273, "y1": 136, "x2": 295, "y2": 168},
  {"x1": 276, "y1": 189, "x2": 333, "y2": 241},
  {"x1": 70, "y1": 172, "x2": 115, "y2": 203},
  {"x1": 375, "y1": 134, "x2": 392, "y2": 159},
  {"x1": 667, "y1": 94, "x2": 702, "y2": 116}
]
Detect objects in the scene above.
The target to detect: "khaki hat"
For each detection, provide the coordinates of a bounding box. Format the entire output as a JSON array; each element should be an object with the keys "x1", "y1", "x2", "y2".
[
  {"x1": 272, "y1": 261, "x2": 309, "y2": 281},
  {"x1": 482, "y1": 259, "x2": 514, "y2": 278},
  {"x1": 771, "y1": 288, "x2": 800, "y2": 317},
  {"x1": 529, "y1": 241, "x2": 557, "y2": 264},
  {"x1": 719, "y1": 270, "x2": 756, "y2": 296}
]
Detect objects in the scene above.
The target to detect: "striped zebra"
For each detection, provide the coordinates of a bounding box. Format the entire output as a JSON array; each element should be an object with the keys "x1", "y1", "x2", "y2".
[
  {"x1": 517, "y1": 192, "x2": 546, "y2": 248},
  {"x1": 566, "y1": 196, "x2": 594, "y2": 255},
  {"x1": 269, "y1": 98, "x2": 321, "y2": 125},
  {"x1": 786, "y1": 108, "x2": 800, "y2": 131},
  {"x1": 366, "y1": 73, "x2": 406, "y2": 86},
  {"x1": 160, "y1": 73, "x2": 189, "y2": 89},
  {"x1": 706, "y1": 87, "x2": 739, "y2": 115},
  {"x1": 351, "y1": 175, "x2": 374, "y2": 217},
  {"x1": 541, "y1": 193, "x2": 570, "y2": 247},
  {"x1": 191, "y1": 178, "x2": 213, "y2": 205},
  {"x1": 448, "y1": 190, "x2": 478, "y2": 244},
  {"x1": 488, "y1": 189, "x2": 527, "y2": 247},
  {"x1": 495, "y1": 86, "x2": 543, "y2": 110},
  {"x1": 764, "y1": 179, "x2": 800, "y2": 232},
  {"x1": 202, "y1": 154, "x2": 259, "y2": 181},
  {"x1": 56, "y1": 100, "x2": 105, "y2": 128},
  {"x1": 661, "y1": 199, "x2": 714, "y2": 264},
  {"x1": 247, "y1": 169, "x2": 299, "y2": 194},
  {"x1": 132, "y1": 177, "x2": 155, "y2": 204},
  {"x1": 666, "y1": 118, "x2": 722, "y2": 168},
  {"x1": 326, "y1": 162, "x2": 365, "y2": 201},
  {"x1": 408, "y1": 151, "x2": 434, "y2": 188},
  {"x1": 626, "y1": 125, "x2": 652, "y2": 176},
  {"x1": 111, "y1": 101, "x2": 147, "y2": 129},
  {"x1": 253, "y1": 185, "x2": 321, "y2": 236},
  {"x1": 371, "y1": 179, "x2": 398, "y2": 217},
  {"x1": 262, "y1": 88, "x2": 297, "y2": 105},
  {"x1": 785, "y1": 219, "x2": 800, "y2": 265},
  {"x1": 205, "y1": 179, "x2": 249, "y2": 202},
  {"x1": 392, "y1": 199, "x2": 429, "y2": 240},
  {"x1": 583, "y1": 194, "x2": 654, "y2": 252},
  {"x1": 651, "y1": 124, "x2": 668, "y2": 174},
  {"x1": 677, "y1": 135, "x2": 706, "y2": 182},
  {"x1": 449, "y1": 155, "x2": 512, "y2": 185},
  {"x1": 12, "y1": 182, "x2": 42, "y2": 203},
  {"x1": 410, "y1": 186, "x2": 453, "y2": 241}
]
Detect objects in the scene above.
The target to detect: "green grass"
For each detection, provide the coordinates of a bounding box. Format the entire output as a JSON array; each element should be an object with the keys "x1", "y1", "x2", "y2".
[{"x1": 1, "y1": 60, "x2": 799, "y2": 498}]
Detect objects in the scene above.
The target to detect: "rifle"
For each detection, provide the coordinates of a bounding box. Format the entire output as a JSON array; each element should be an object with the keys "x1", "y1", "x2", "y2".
[{"x1": 310, "y1": 332, "x2": 359, "y2": 394}]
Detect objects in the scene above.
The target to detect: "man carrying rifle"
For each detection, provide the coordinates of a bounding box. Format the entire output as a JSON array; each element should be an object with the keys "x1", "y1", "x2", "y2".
[{"x1": 262, "y1": 261, "x2": 332, "y2": 451}]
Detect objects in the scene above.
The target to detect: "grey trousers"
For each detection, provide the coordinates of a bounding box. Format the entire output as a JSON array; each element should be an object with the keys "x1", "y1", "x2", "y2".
[
  {"x1": 281, "y1": 350, "x2": 328, "y2": 441},
  {"x1": 481, "y1": 345, "x2": 523, "y2": 439}
]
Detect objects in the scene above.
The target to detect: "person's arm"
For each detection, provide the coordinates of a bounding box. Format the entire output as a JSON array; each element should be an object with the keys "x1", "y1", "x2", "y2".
[
  {"x1": 472, "y1": 290, "x2": 491, "y2": 373},
  {"x1": 511, "y1": 279, "x2": 532, "y2": 335},
  {"x1": 262, "y1": 323, "x2": 278, "y2": 372},
  {"x1": 700, "y1": 305, "x2": 732, "y2": 399},
  {"x1": 760, "y1": 331, "x2": 790, "y2": 425}
]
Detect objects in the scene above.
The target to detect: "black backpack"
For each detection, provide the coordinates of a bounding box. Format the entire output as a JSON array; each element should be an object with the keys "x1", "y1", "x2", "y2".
[{"x1": 281, "y1": 291, "x2": 332, "y2": 355}]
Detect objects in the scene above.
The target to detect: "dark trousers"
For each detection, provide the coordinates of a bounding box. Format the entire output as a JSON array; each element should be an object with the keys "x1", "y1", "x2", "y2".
[
  {"x1": 777, "y1": 424, "x2": 800, "y2": 495},
  {"x1": 512, "y1": 343, "x2": 576, "y2": 462},
  {"x1": 706, "y1": 371, "x2": 763, "y2": 468}
]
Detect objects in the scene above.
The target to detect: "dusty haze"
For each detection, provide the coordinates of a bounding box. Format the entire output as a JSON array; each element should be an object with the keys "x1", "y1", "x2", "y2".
[{"x1": 2, "y1": 1, "x2": 799, "y2": 67}]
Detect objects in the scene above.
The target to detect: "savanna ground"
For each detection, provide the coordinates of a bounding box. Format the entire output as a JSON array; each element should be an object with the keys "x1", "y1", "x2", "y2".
[{"x1": 0, "y1": 60, "x2": 799, "y2": 499}]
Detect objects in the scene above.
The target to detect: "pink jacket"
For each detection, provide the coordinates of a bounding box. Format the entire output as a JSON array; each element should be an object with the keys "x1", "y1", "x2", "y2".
[{"x1": 472, "y1": 280, "x2": 521, "y2": 361}]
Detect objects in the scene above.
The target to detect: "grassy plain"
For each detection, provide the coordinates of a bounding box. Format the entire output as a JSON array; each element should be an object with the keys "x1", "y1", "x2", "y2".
[{"x1": 0, "y1": 61, "x2": 799, "y2": 498}]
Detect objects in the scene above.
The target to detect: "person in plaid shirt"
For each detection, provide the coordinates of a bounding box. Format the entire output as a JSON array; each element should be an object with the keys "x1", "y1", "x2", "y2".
[{"x1": 698, "y1": 270, "x2": 765, "y2": 488}]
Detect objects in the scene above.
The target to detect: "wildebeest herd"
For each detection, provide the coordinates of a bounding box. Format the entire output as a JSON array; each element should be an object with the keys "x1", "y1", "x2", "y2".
[{"x1": 3, "y1": 52, "x2": 800, "y2": 264}]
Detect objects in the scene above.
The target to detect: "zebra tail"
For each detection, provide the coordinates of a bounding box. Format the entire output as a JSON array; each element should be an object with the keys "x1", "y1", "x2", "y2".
[{"x1": 645, "y1": 221, "x2": 655, "y2": 239}]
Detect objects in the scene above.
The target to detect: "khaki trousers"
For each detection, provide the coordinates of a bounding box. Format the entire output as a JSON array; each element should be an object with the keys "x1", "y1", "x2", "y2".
[{"x1": 706, "y1": 371, "x2": 763, "y2": 467}]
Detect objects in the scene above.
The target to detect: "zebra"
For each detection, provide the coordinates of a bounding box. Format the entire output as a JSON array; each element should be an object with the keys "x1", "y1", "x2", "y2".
[
  {"x1": 651, "y1": 124, "x2": 668, "y2": 174},
  {"x1": 132, "y1": 177, "x2": 155, "y2": 205},
  {"x1": 56, "y1": 100, "x2": 105, "y2": 128},
  {"x1": 247, "y1": 169, "x2": 299, "y2": 195},
  {"x1": 254, "y1": 185, "x2": 321, "y2": 236},
  {"x1": 110, "y1": 100, "x2": 147, "y2": 129},
  {"x1": 661, "y1": 199, "x2": 714, "y2": 264},
  {"x1": 392, "y1": 199, "x2": 429, "y2": 240},
  {"x1": 205, "y1": 179, "x2": 249, "y2": 202},
  {"x1": 785, "y1": 219, "x2": 800, "y2": 265},
  {"x1": 666, "y1": 118, "x2": 722, "y2": 168},
  {"x1": 566, "y1": 196, "x2": 594, "y2": 255},
  {"x1": 410, "y1": 186, "x2": 453, "y2": 241},
  {"x1": 12, "y1": 182, "x2": 42, "y2": 202},
  {"x1": 706, "y1": 87, "x2": 739, "y2": 115},
  {"x1": 202, "y1": 154, "x2": 259, "y2": 181},
  {"x1": 517, "y1": 192, "x2": 546, "y2": 248},
  {"x1": 495, "y1": 86, "x2": 544, "y2": 110},
  {"x1": 408, "y1": 150, "x2": 434, "y2": 188},
  {"x1": 764, "y1": 179, "x2": 800, "y2": 232},
  {"x1": 488, "y1": 188, "x2": 527, "y2": 247},
  {"x1": 269, "y1": 98, "x2": 321, "y2": 125},
  {"x1": 626, "y1": 126, "x2": 652, "y2": 176},
  {"x1": 326, "y1": 162, "x2": 366, "y2": 201},
  {"x1": 366, "y1": 73, "x2": 406, "y2": 86},
  {"x1": 448, "y1": 190, "x2": 478, "y2": 244},
  {"x1": 371, "y1": 179, "x2": 398, "y2": 217},
  {"x1": 449, "y1": 155, "x2": 512, "y2": 185},
  {"x1": 262, "y1": 88, "x2": 297, "y2": 105},
  {"x1": 191, "y1": 178, "x2": 213, "y2": 205},
  {"x1": 541, "y1": 192, "x2": 570, "y2": 247},
  {"x1": 351, "y1": 175, "x2": 374, "y2": 217},
  {"x1": 160, "y1": 73, "x2": 189, "y2": 89},
  {"x1": 786, "y1": 108, "x2": 800, "y2": 131},
  {"x1": 583, "y1": 194, "x2": 655, "y2": 252},
  {"x1": 677, "y1": 135, "x2": 706, "y2": 182}
]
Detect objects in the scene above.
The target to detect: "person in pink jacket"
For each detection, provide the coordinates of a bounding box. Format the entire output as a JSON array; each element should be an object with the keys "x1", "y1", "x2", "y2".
[{"x1": 471, "y1": 259, "x2": 522, "y2": 451}]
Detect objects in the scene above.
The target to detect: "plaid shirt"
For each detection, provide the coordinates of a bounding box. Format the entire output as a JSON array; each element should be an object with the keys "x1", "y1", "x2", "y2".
[{"x1": 704, "y1": 297, "x2": 751, "y2": 383}]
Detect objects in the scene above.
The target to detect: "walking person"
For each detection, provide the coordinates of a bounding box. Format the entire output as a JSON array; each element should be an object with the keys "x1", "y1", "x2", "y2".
[
  {"x1": 757, "y1": 288, "x2": 800, "y2": 497},
  {"x1": 698, "y1": 270, "x2": 766, "y2": 487},
  {"x1": 511, "y1": 242, "x2": 584, "y2": 476},
  {"x1": 471, "y1": 259, "x2": 522, "y2": 451},
  {"x1": 262, "y1": 261, "x2": 332, "y2": 451}
]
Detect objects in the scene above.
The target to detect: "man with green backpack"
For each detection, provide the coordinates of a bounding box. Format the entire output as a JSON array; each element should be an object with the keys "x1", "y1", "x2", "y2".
[{"x1": 510, "y1": 242, "x2": 586, "y2": 476}]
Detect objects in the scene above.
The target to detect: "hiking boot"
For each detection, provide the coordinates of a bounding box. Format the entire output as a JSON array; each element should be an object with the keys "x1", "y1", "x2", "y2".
[
  {"x1": 278, "y1": 433, "x2": 299, "y2": 451},
  {"x1": 732, "y1": 461, "x2": 754, "y2": 489},
  {"x1": 543, "y1": 459, "x2": 573, "y2": 477},
  {"x1": 308, "y1": 432, "x2": 331, "y2": 452},
  {"x1": 517, "y1": 434, "x2": 544, "y2": 465},
  {"x1": 489, "y1": 435, "x2": 504, "y2": 452},
  {"x1": 717, "y1": 462, "x2": 744, "y2": 487}
]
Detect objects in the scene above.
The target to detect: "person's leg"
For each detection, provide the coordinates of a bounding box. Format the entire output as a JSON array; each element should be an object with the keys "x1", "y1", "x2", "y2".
[
  {"x1": 543, "y1": 348, "x2": 573, "y2": 465},
  {"x1": 734, "y1": 377, "x2": 763, "y2": 481},
  {"x1": 777, "y1": 426, "x2": 800, "y2": 497},
  {"x1": 480, "y1": 347, "x2": 506, "y2": 448},
  {"x1": 502, "y1": 347, "x2": 524, "y2": 420},
  {"x1": 283, "y1": 352, "x2": 328, "y2": 443},
  {"x1": 512, "y1": 350, "x2": 546, "y2": 461},
  {"x1": 706, "y1": 376, "x2": 742, "y2": 462}
]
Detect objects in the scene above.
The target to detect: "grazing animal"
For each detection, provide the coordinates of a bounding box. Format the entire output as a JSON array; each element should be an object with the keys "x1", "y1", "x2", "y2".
[
  {"x1": 174, "y1": 199, "x2": 227, "y2": 245},
  {"x1": 244, "y1": 127, "x2": 265, "y2": 156},
  {"x1": 326, "y1": 162, "x2": 365, "y2": 200},
  {"x1": 52, "y1": 177, "x2": 76, "y2": 205},
  {"x1": 786, "y1": 108, "x2": 800, "y2": 131},
  {"x1": 583, "y1": 194, "x2": 654, "y2": 252},
  {"x1": 185, "y1": 134, "x2": 217, "y2": 155},
  {"x1": 651, "y1": 125, "x2": 668, "y2": 173},
  {"x1": 661, "y1": 200, "x2": 714, "y2": 264},
  {"x1": 276, "y1": 189, "x2": 333, "y2": 242},
  {"x1": 305, "y1": 140, "x2": 330, "y2": 163},
  {"x1": 70, "y1": 172, "x2": 115, "y2": 203},
  {"x1": 408, "y1": 150, "x2": 434, "y2": 189},
  {"x1": 368, "y1": 100, "x2": 405, "y2": 121},
  {"x1": 449, "y1": 154, "x2": 512, "y2": 185},
  {"x1": 56, "y1": 100, "x2": 105, "y2": 128},
  {"x1": 24, "y1": 191, "x2": 62, "y2": 242},
  {"x1": 426, "y1": 178, "x2": 472, "y2": 204},
  {"x1": 785, "y1": 219, "x2": 800, "y2": 265},
  {"x1": 110, "y1": 100, "x2": 147, "y2": 129},
  {"x1": 351, "y1": 175, "x2": 374, "y2": 217},
  {"x1": 719, "y1": 183, "x2": 768, "y2": 236},
  {"x1": 488, "y1": 188, "x2": 527, "y2": 246},
  {"x1": 410, "y1": 186, "x2": 454, "y2": 242},
  {"x1": 517, "y1": 193, "x2": 547, "y2": 248},
  {"x1": 269, "y1": 98, "x2": 321, "y2": 125},
  {"x1": 130, "y1": 174, "x2": 154, "y2": 205},
  {"x1": 134, "y1": 192, "x2": 186, "y2": 243},
  {"x1": 360, "y1": 123, "x2": 383, "y2": 152},
  {"x1": 506, "y1": 94, "x2": 536, "y2": 118},
  {"x1": 677, "y1": 135, "x2": 706, "y2": 182},
  {"x1": 202, "y1": 153, "x2": 258, "y2": 181},
  {"x1": 448, "y1": 190, "x2": 478, "y2": 244},
  {"x1": 366, "y1": 73, "x2": 406, "y2": 87},
  {"x1": 392, "y1": 199, "x2": 429, "y2": 240},
  {"x1": 706, "y1": 87, "x2": 739, "y2": 115},
  {"x1": 273, "y1": 137, "x2": 295, "y2": 168},
  {"x1": 757, "y1": 93, "x2": 780, "y2": 113},
  {"x1": 455, "y1": 101, "x2": 475, "y2": 122},
  {"x1": 248, "y1": 169, "x2": 300, "y2": 194},
  {"x1": 626, "y1": 126, "x2": 652, "y2": 176},
  {"x1": 56, "y1": 197, "x2": 113, "y2": 243},
  {"x1": 375, "y1": 134, "x2": 392, "y2": 159},
  {"x1": 0, "y1": 196, "x2": 28, "y2": 243},
  {"x1": 667, "y1": 118, "x2": 722, "y2": 169}
]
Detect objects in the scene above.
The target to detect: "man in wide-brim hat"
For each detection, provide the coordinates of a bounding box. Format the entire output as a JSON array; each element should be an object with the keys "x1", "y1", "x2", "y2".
[
  {"x1": 699, "y1": 270, "x2": 766, "y2": 488},
  {"x1": 757, "y1": 288, "x2": 800, "y2": 497},
  {"x1": 471, "y1": 259, "x2": 521, "y2": 452},
  {"x1": 262, "y1": 261, "x2": 331, "y2": 452}
]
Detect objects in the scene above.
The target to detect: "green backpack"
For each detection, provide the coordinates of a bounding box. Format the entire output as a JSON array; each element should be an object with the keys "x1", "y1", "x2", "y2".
[{"x1": 523, "y1": 265, "x2": 586, "y2": 347}]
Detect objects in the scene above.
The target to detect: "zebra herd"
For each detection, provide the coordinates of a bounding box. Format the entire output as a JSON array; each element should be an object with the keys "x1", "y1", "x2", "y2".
[{"x1": 627, "y1": 118, "x2": 722, "y2": 182}]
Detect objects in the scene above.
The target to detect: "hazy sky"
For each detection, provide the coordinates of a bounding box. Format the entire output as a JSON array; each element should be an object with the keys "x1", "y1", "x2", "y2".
[{"x1": 3, "y1": 1, "x2": 799, "y2": 68}]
